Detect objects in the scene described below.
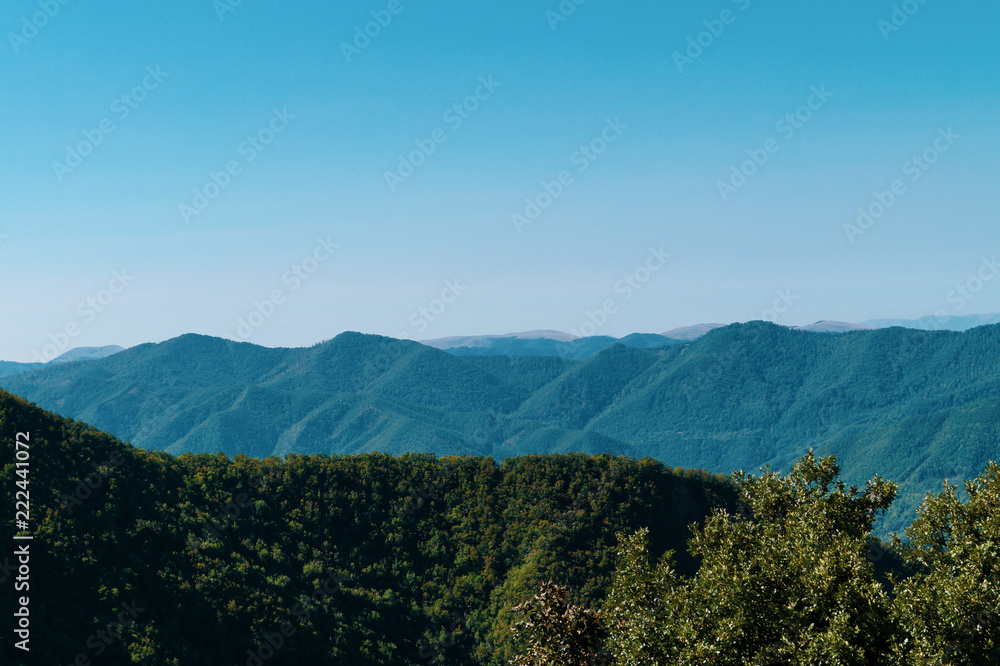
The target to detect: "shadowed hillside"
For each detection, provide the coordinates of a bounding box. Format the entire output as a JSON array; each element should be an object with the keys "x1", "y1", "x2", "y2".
[{"x1": 0, "y1": 388, "x2": 732, "y2": 665}]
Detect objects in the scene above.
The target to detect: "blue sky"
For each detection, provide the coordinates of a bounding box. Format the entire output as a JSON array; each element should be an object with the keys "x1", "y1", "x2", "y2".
[{"x1": 1, "y1": 0, "x2": 998, "y2": 361}]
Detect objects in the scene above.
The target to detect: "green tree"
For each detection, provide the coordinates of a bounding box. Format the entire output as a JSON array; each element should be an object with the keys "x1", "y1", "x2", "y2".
[
  {"x1": 604, "y1": 451, "x2": 899, "y2": 665},
  {"x1": 890, "y1": 462, "x2": 1000, "y2": 665}
]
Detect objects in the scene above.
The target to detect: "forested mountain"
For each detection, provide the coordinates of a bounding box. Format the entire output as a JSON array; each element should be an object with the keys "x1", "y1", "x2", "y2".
[
  {"x1": 3, "y1": 322, "x2": 1000, "y2": 533},
  {"x1": 0, "y1": 389, "x2": 733, "y2": 665}
]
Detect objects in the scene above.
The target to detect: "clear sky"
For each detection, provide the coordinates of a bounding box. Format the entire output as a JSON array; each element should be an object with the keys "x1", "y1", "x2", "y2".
[{"x1": 1, "y1": 0, "x2": 998, "y2": 361}]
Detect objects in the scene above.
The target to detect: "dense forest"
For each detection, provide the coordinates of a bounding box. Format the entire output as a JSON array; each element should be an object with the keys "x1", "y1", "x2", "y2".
[
  {"x1": 0, "y1": 389, "x2": 732, "y2": 665},
  {"x1": 4, "y1": 322, "x2": 1000, "y2": 534},
  {"x1": 2, "y1": 388, "x2": 998, "y2": 664}
]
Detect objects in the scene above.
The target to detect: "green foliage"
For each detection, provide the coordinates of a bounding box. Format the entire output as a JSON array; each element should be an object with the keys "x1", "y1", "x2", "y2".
[
  {"x1": 889, "y1": 462, "x2": 1000, "y2": 665},
  {"x1": 604, "y1": 451, "x2": 899, "y2": 665},
  {"x1": 0, "y1": 389, "x2": 732, "y2": 665},
  {"x1": 520, "y1": 452, "x2": 999, "y2": 666}
]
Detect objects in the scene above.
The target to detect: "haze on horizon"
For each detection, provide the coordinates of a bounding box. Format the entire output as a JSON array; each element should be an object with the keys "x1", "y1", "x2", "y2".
[{"x1": 1, "y1": 0, "x2": 997, "y2": 363}]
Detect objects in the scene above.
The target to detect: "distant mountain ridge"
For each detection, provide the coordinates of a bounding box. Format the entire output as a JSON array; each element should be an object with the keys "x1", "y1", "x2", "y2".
[
  {"x1": 4, "y1": 322, "x2": 1000, "y2": 533},
  {"x1": 421, "y1": 314, "x2": 1000, "y2": 359},
  {"x1": 861, "y1": 313, "x2": 1000, "y2": 331},
  {"x1": 0, "y1": 344, "x2": 125, "y2": 377}
]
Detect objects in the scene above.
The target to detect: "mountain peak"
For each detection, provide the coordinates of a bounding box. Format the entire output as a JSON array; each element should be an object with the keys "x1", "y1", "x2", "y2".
[{"x1": 49, "y1": 345, "x2": 125, "y2": 363}]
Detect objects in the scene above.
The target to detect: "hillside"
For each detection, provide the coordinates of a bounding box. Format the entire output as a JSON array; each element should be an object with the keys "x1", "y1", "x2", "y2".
[
  {"x1": 0, "y1": 333, "x2": 634, "y2": 461},
  {"x1": 3, "y1": 323, "x2": 1000, "y2": 532},
  {"x1": 0, "y1": 389, "x2": 732, "y2": 665}
]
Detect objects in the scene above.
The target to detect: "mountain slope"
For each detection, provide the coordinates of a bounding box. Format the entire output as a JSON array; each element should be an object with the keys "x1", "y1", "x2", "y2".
[
  {"x1": 0, "y1": 332, "x2": 636, "y2": 461},
  {"x1": 0, "y1": 387, "x2": 733, "y2": 665},
  {"x1": 3, "y1": 323, "x2": 1000, "y2": 533}
]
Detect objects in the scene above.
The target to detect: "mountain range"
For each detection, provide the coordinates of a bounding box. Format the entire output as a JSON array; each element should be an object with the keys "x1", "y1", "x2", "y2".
[
  {"x1": 421, "y1": 313, "x2": 1000, "y2": 359},
  {"x1": 3, "y1": 322, "x2": 999, "y2": 533},
  {"x1": 0, "y1": 344, "x2": 124, "y2": 377}
]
